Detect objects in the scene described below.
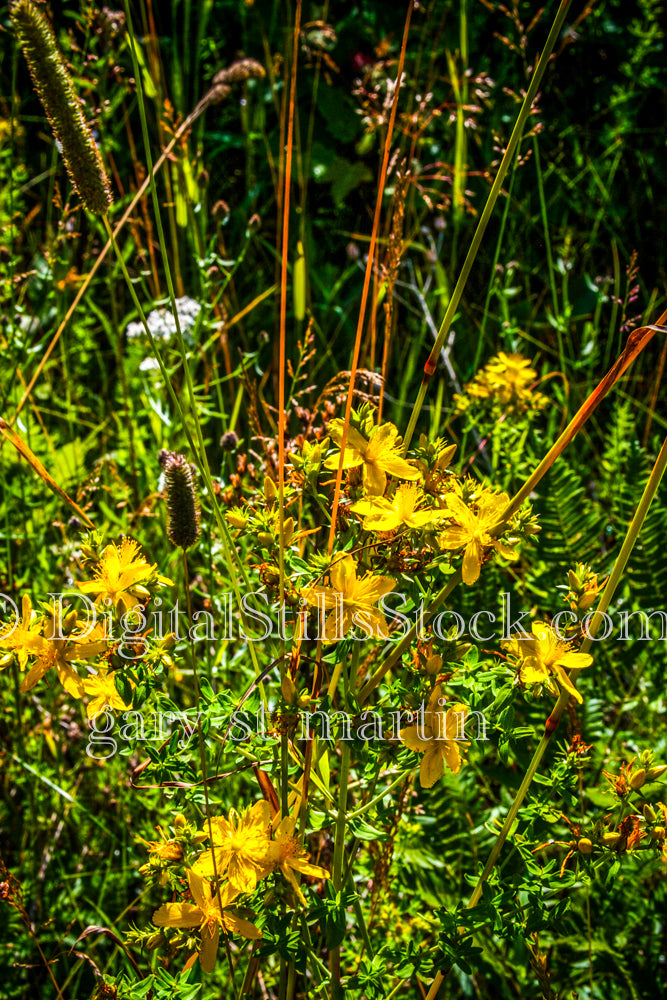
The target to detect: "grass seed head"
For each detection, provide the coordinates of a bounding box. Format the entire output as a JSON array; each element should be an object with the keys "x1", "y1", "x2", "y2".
[{"x1": 10, "y1": 0, "x2": 112, "y2": 215}]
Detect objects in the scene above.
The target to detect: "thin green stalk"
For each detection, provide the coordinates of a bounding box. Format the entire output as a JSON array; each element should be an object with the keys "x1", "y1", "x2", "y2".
[{"x1": 532, "y1": 133, "x2": 562, "y2": 363}]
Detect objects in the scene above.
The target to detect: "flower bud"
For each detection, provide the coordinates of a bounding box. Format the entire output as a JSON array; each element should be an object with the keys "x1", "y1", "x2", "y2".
[
  {"x1": 650, "y1": 825, "x2": 665, "y2": 841},
  {"x1": 146, "y1": 931, "x2": 166, "y2": 950},
  {"x1": 174, "y1": 813, "x2": 187, "y2": 834},
  {"x1": 578, "y1": 591, "x2": 597, "y2": 611},
  {"x1": 63, "y1": 609, "x2": 79, "y2": 633},
  {"x1": 281, "y1": 675, "x2": 297, "y2": 705},
  {"x1": 646, "y1": 765, "x2": 667, "y2": 782},
  {"x1": 281, "y1": 517, "x2": 295, "y2": 546},
  {"x1": 264, "y1": 475, "x2": 277, "y2": 504},
  {"x1": 425, "y1": 654, "x2": 443, "y2": 675},
  {"x1": 630, "y1": 768, "x2": 646, "y2": 791},
  {"x1": 601, "y1": 832, "x2": 621, "y2": 848},
  {"x1": 643, "y1": 804, "x2": 657, "y2": 823},
  {"x1": 226, "y1": 510, "x2": 248, "y2": 529},
  {"x1": 577, "y1": 838, "x2": 593, "y2": 855}
]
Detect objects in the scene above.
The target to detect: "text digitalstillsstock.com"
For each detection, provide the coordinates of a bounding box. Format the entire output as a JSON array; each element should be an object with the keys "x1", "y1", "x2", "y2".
[{"x1": 3, "y1": 591, "x2": 667, "y2": 658}]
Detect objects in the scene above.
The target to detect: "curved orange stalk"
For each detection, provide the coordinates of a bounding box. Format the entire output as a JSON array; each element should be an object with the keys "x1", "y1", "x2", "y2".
[{"x1": 327, "y1": 0, "x2": 415, "y2": 554}]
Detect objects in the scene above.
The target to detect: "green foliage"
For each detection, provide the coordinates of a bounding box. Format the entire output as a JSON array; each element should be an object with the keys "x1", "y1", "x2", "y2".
[{"x1": 1, "y1": 2, "x2": 667, "y2": 999}]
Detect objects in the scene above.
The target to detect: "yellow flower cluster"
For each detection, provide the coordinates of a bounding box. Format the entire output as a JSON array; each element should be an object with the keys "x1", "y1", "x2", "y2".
[
  {"x1": 0, "y1": 539, "x2": 169, "y2": 713},
  {"x1": 0, "y1": 593, "x2": 107, "y2": 699},
  {"x1": 314, "y1": 420, "x2": 531, "y2": 600},
  {"x1": 152, "y1": 801, "x2": 329, "y2": 973},
  {"x1": 454, "y1": 352, "x2": 547, "y2": 415}
]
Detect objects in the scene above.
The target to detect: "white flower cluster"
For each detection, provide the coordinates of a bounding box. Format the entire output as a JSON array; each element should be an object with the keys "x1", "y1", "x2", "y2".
[{"x1": 126, "y1": 296, "x2": 201, "y2": 342}]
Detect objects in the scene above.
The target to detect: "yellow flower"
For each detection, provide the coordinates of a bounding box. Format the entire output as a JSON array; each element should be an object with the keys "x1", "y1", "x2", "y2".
[
  {"x1": 192, "y1": 800, "x2": 272, "y2": 893},
  {"x1": 324, "y1": 420, "x2": 419, "y2": 496},
  {"x1": 503, "y1": 621, "x2": 593, "y2": 703},
  {"x1": 485, "y1": 352, "x2": 538, "y2": 404},
  {"x1": 267, "y1": 816, "x2": 330, "y2": 904},
  {"x1": 152, "y1": 869, "x2": 260, "y2": 973},
  {"x1": 399, "y1": 685, "x2": 469, "y2": 788},
  {"x1": 0, "y1": 594, "x2": 42, "y2": 669},
  {"x1": 302, "y1": 554, "x2": 396, "y2": 642},
  {"x1": 439, "y1": 490, "x2": 516, "y2": 585},
  {"x1": 77, "y1": 538, "x2": 171, "y2": 615},
  {"x1": 454, "y1": 352, "x2": 546, "y2": 414},
  {"x1": 83, "y1": 664, "x2": 132, "y2": 718},
  {"x1": 2, "y1": 612, "x2": 107, "y2": 698},
  {"x1": 351, "y1": 483, "x2": 446, "y2": 532}
]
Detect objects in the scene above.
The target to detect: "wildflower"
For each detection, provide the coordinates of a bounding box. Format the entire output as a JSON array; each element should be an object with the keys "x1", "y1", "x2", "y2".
[
  {"x1": 138, "y1": 828, "x2": 185, "y2": 868},
  {"x1": 302, "y1": 553, "x2": 396, "y2": 642},
  {"x1": 484, "y1": 352, "x2": 540, "y2": 406},
  {"x1": 192, "y1": 801, "x2": 271, "y2": 893},
  {"x1": 77, "y1": 538, "x2": 170, "y2": 615},
  {"x1": 0, "y1": 594, "x2": 42, "y2": 669},
  {"x1": 324, "y1": 420, "x2": 419, "y2": 496},
  {"x1": 83, "y1": 664, "x2": 132, "y2": 718},
  {"x1": 126, "y1": 296, "x2": 201, "y2": 342},
  {"x1": 152, "y1": 869, "x2": 260, "y2": 973},
  {"x1": 9, "y1": 623, "x2": 107, "y2": 698},
  {"x1": 351, "y1": 483, "x2": 446, "y2": 532},
  {"x1": 399, "y1": 685, "x2": 469, "y2": 788},
  {"x1": 439, "y1": 490, "x2": 517, "y2": 585},
  {"x1": 267, "y1": 816, "x2": 330, "y2": 903},
  {"x1": 454, "y1": 352, "x2": 546, "y2": 415},
  {"x1": 566, "y1": 563, "x2": 605, "y2": 612},
  {"x1": 602, "y1": 757, "x2": 646, "y2": 798},
  {"x1": 504, "y1": 621, "x2": 593, "y2": 703}
]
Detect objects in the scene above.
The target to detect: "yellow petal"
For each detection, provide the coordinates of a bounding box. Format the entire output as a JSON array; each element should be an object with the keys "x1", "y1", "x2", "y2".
[
  {"x1": 462, "y1": 540, "x2": 482, "y2": 585},
  {"x1": 409, "y1": 509, "x2": 446, "y2": 528},
  {"x1": 420, "y1": 746, "x2": 444, "y2": 788},
  {"x1": 553, "y1": 665, "x2": 583, "y2": 703},
  {"x1": 441, "y1": 740, "x2": 462, "y2": 775},
  {"x1": 186, "y1": 869, "x2": 210, "y2": 910},
  {"x1": 290, "y1": 857, "x2": 330, "y2": 880},
  {"x1": 363, "y1": 463, "x2": 387, "y2": 496},
  {"x1": 555, "y1": 651, "x2": 593, "y2": 671},
  {"x1": 152, "y1": 902, "x2": 202, "y2": 929},
  {"x1": 520, "y1": 656, "x2": 549, "y2": 685},
  {"x1": 199, "y1": 924, "x2": 220, "y2": 972},
  {"x1": 380, "y1": 454, "x2": 420, "y2": 481},
  {"x1": 228, "y1": 854, "x2": 259, "y2": 893},
  {"x1": 247, "y1": 799, "x2": 271, "y2": 830},
  {"x1": 223, "y1": 913, "x2": 262, "y2": 940},
  {"x1": 439, "y1": 527, "x2": 468, "y2": 550},
  {"x1": 399, "y1": 725, "x2": 431, "y2": 751},
  {"x1": 329, "y1": 555, "x2": 357, "y2": 596}
]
